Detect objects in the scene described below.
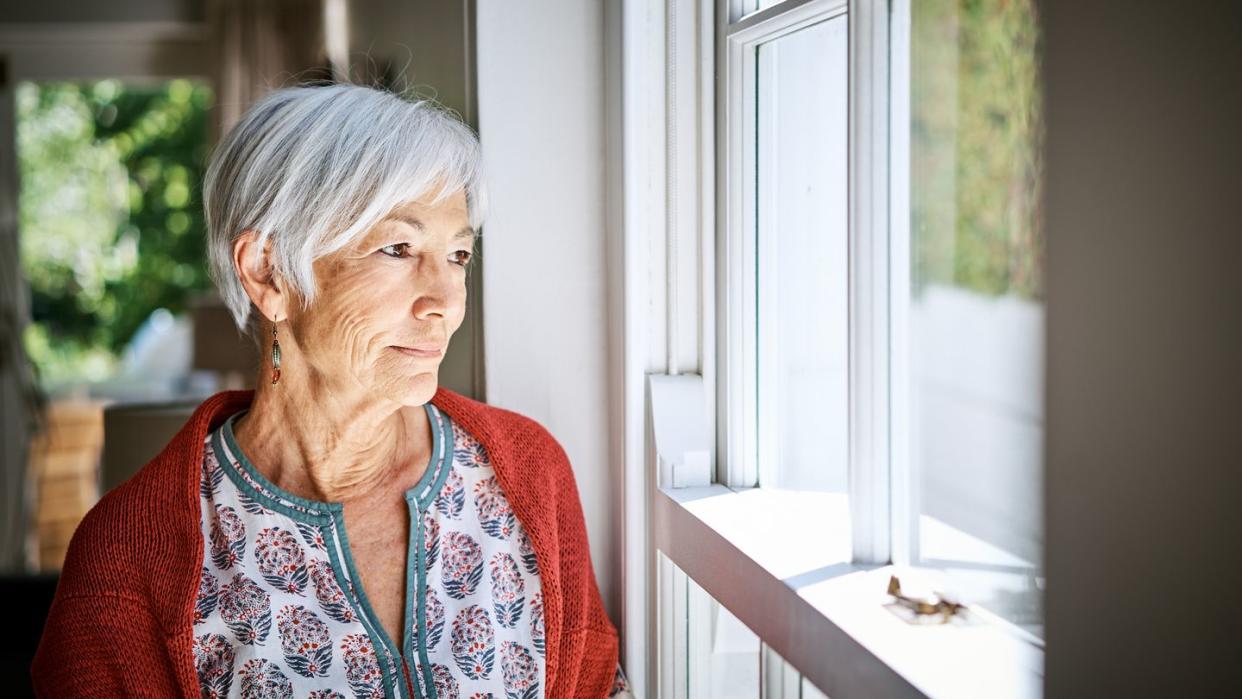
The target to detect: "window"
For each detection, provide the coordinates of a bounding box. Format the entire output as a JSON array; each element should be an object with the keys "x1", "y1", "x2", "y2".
[
  {"x1": 634, "y1": 0, "x2": 1044, "y2": 695},
  {"x1": 658, "y1": 551, "x2": 830, "y2": 699},
  {"x1": 752, "y1": 11, "x2": 849, "y2": 496},
  {"x1": 893, "y1": 0, "x2": 1045, "y2": 638}
]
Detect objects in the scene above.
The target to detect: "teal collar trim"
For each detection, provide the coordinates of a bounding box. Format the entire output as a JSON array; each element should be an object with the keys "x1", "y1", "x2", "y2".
[
  {"x1": 214, "y1": 402, "x2": 451, "y2": 523},
  {"x1": 402, "y1": 405, "x2": 457, "y2": 696},
  {"x1": 407, "y1": 403, "x2": 455, "y2": 512},
  {"x1": 214, "y1": 416, "x2": 336, "y2": 524}
]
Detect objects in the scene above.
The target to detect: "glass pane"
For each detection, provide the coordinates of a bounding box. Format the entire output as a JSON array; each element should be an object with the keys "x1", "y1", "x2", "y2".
[
  {"x1": 659, "y1": 553, "x2": 761, "y2": 699},
  {"x1": 762, "y1": 642, "x2": 832, "y2": 698},
  {"x1": 755, "y1": 16, "x2": 849, "y2": 493},
  {"x1": 906, "y1": 0, "x2": 1044, "y2": 636},
  {"x1": 690, "y1": 565, "x2": 760, "y2": 698}
]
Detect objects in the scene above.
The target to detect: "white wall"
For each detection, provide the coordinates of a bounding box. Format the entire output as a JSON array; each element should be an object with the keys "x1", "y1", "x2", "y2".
[{"x1": 475, "y1": 0, "x2": 621, "y2": 628}]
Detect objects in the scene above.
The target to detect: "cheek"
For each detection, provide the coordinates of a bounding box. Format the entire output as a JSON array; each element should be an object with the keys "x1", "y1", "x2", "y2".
[
  {"x1": 299, "y1": 276, "x2": 394, "y2": 366},
  {"x1": 448, "y1": 280, "x2": 469, "y2": 329},
  {"x1": 298, "y1": 262, "x2": 470, "y2": 372}
]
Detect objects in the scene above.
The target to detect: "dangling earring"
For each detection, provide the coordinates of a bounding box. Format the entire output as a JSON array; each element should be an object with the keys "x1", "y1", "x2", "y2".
[{"x1": 270, "y1": 325, "x2": 282, "y2": 385}]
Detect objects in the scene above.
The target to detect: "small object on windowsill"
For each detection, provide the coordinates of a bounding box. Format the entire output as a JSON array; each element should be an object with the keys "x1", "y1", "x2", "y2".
[{"x1": 884, "y1": 574, "x2": 975, "y2": 626}]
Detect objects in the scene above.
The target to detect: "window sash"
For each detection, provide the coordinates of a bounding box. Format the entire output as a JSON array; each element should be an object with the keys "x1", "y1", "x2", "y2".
[
  {"x1": 716, "y1": 0, "x2": 892, "y2": 564},
  {"x1": 650, "y1": 0, "x2": 1045, "y2": 693}
]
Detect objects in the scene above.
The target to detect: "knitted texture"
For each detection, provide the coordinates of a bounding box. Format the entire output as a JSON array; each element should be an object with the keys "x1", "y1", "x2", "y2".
[{"x1": 31, "y1": 387, "x2": 619, "y2": 698}]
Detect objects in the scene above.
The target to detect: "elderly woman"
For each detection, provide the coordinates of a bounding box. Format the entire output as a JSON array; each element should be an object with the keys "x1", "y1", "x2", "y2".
[{"x1": 32, "y1": 84, "x2": 628, "y2": 699}]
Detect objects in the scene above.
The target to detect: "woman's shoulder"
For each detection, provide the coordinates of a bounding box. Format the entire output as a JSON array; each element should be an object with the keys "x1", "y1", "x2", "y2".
[
  {"x1": 432, "y1": 385, "x2": 566, "y2": 454},
  {"x1": 432, "y1": 386, "x2": 577, "y2": 495},
  {"x1": 57, "y1": 391, "x2": 247, "y2": 598}
]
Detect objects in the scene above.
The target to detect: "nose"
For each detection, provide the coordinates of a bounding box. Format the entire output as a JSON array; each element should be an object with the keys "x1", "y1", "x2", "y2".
[{"x1": 411, "y1": 253, "x2": 462, "y2": 320}]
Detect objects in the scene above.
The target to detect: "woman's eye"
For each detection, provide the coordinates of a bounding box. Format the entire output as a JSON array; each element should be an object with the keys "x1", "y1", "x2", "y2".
[
  {"x1": 452, "y1": 250, "x2": 473, "y2": 267},
  {"x1": 379, "y1": 243, "x2": 410, "y2": 258}
]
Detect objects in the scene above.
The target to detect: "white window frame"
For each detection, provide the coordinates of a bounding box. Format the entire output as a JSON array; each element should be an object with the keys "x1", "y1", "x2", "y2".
[
  {"x1": 621, "y1": 0, "x2": 1046, "y2": 696},
  {"x1": 715, "y1": 0, "x2": 892, "y2": 563}
]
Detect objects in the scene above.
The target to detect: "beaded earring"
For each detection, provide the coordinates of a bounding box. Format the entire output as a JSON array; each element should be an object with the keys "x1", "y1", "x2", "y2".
[{"x1": 270, "y1": 325, "x2": 282, "y2": 385}]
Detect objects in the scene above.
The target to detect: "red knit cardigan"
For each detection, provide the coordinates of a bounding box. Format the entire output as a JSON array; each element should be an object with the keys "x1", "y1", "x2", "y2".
[{"x1": 31, "y1": 388, "x2": 619, "y2": 698}]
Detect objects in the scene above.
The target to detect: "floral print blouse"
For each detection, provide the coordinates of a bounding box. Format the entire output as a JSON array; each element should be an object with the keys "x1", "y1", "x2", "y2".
[{"x1": 193, "y1": 402, "x2": 630, "y2": 698}]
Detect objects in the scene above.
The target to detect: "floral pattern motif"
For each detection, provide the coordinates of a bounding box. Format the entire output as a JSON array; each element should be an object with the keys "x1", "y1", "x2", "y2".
[
  {"x1": 610, "y1": 664, "x2": 632, "y2": 696},
  {"x1": 193, "y1": 633, "x2": 234, "y2": 698},
  {"x1": 341, "y1": 633, "x2": 385, "y2": 699},
  {"x1": 201, "y1": 449, "x2": 224, "y2": 499},
  {"x1": 309, "y1": 558, "x2": 356, "y2": 624},
  {"x1": 194, "y1": 566, "x2": 219, "y2": 625},
  {"x1": 237, "y1": 487, "x2": 273, "y2": 516},
  {"x1": 489, "y1": 552, "x2": 525, "y2": 628},
  {"x1": 254, "y1": 527, "x2": 309, "y2": 595},
  {"x1": 423, "y1": 584, "x2": 446, "y2": 651},
  {"x1": 276, "y1": 604, "x2": 332, "y2": 677},
  {"x1": 529, "y1": 592, "x2": 545, "y2": 657},
  {"x1": 297, "y1": 521, "x2": 327, "y2": 552},
  {"x1": 451, "y1": 604, "x2": 496, "y2": 680},
  {"x1": 209, "y1": 504, "x2": 246, "y2": 570},
  {"x1": 474, "y1": 476, "x2": 518, "y2": 540},
  {"x1": 424, "y1": 510, "x2": 441, "y2": 570},
  {"x1": 437, "y1": 467, "x2": 466, "y2": 519},
  {"x1": 218, "y1": 572, "x2": 272, "y2": 645},
  {"x1": 500, "y1": 641, "x2": 539, "y2": 699},
  {"x1": 442, "y1": 530, "x2": 484, "y2": 599},
  {"x1": 421, "y1": 662, "x2": 462, "y2": 699},
  {"x1": 453, "y1": 422, "x2": 489, "y2": 467},
  {"x1": 238, "y1": 658, "x2": 293, "y2": 699},
  {"x1": 516, "y1": 525, "x2": 539, "y2": 577}
]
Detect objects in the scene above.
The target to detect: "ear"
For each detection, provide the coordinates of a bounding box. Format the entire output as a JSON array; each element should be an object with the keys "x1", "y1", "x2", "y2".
[{"x1": 232, "y1": 230, "x2": 288, "y2": 323}]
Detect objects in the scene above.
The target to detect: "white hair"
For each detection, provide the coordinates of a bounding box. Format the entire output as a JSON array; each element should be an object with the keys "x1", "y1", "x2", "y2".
[{"x1": 203, "y1": 83, "x2": 488, "y2": 332}]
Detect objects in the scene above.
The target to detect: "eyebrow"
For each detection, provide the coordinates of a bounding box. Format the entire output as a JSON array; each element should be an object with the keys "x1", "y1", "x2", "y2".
[{"x1": 384, "y1": 213, "x2": 476, "y2": 241}]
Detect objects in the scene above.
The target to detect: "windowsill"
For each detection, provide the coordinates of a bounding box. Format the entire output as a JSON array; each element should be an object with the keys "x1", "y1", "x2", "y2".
[{"x1": 655, "y1": 485, "x2": 1043, "y2": 699}]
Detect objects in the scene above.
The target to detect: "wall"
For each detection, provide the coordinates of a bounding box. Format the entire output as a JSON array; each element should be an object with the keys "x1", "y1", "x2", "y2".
[
  {"x1": 0, "y1": 0, "x2": 203, "y2": 24},
  {"x1": 1043, "y1": 1, "x2": 1242, "y2": 695},
  {"x1": 474, "y1": 0, "x2": 620, "y2": 629}
]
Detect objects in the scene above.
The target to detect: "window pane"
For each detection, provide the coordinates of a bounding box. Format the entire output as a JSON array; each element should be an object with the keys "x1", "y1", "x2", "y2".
[
  {"x1": 696, "y1": 581, "x2": 760, "y2": 698},
  {"x1": 762, "y1": 643, "x2": 831, "y2": 698},
  {"x1": 755, "y1": 16, "x2": 849, "y2": 493},
  {"x1": 906, "y1": 0, "x2": 1044, "y2": 636},
  {"x1": 661, "y1": 553, "x2": 831, "y2": 698},
  {"x1": 660, "y1": 552, "x2": 760, "y2": 698}
]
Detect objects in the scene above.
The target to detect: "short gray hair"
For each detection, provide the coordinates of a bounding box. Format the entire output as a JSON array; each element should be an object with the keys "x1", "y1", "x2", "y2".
[{"x1": 203, "y1": 83, "x2": 488, "y2": 332}]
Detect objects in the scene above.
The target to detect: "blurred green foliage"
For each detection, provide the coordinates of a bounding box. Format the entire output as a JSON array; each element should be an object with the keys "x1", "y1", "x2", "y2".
[
  {"x1": 912, "y1": 0, "x2": 1044, "y2": 300},
  {"x1": 17, "y1": 79, "x2": 214, "y2": 383}
]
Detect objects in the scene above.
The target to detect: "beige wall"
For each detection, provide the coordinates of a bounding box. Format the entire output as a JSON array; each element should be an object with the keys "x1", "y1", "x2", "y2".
[{"x1": 1043, "y1": 1, "x2": 1242, "y2": 695}]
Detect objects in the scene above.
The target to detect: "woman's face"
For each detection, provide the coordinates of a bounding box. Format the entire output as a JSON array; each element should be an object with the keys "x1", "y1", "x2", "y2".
[{"x1": 286, "y1": 189, "x2": 474, "y2": 407}]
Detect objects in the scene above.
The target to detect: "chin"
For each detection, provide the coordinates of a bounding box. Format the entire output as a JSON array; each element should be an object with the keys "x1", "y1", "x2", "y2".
[{"x1": 378, "y1": 369, "x2": 439, "y2": 406}]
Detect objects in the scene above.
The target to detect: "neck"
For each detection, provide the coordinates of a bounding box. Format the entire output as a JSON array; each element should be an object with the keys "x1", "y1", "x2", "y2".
[{"x1": 231, "y1": 377, "x2": 431, "y2": 504}]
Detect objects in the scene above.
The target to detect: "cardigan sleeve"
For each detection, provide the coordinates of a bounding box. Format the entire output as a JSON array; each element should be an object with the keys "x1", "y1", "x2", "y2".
[
  {"x1": 32, "y1": 592, "x2": 185, "y2": 697},
  {"x1": 30, "y1": 471, "x2": 200, "y2": 698}
]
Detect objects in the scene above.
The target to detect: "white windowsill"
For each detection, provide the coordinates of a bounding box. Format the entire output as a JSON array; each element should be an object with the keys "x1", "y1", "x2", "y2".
[{"x1": 654, "y1": 485, "x2": 1043, "y2": 699}]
